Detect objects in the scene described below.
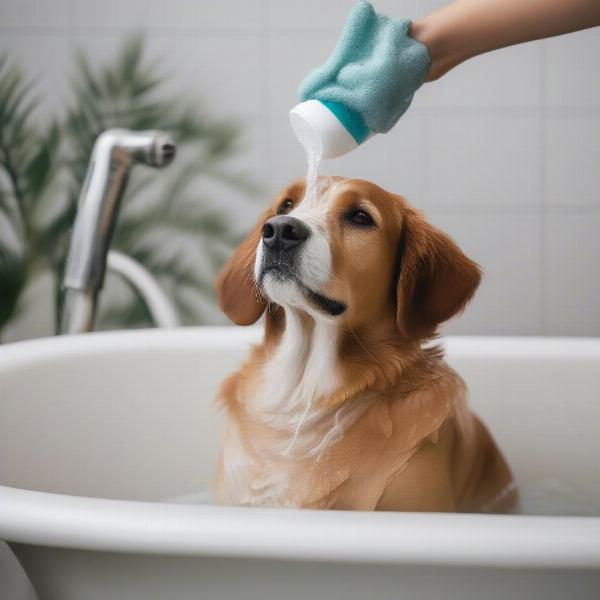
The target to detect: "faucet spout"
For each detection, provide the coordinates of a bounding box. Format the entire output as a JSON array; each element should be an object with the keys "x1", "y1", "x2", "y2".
[{"x1": 59, "y1": 129, "x2": 176, "y2": 334}]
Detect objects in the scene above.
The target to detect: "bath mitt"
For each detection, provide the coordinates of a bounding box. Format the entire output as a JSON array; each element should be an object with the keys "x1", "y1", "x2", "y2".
[{"x1": 299, "y1": 1, "x2": 430, "y2": 135}]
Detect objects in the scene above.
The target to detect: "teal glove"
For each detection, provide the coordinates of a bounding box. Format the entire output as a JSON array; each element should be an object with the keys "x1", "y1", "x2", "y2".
[{"x1": 298, "y1": 1, "x2": 430, "y2": 136}]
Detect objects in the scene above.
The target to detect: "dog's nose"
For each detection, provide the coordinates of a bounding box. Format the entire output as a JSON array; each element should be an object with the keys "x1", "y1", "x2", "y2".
[{"x1": 262, "y1": 216, "x2": 310, "y2": 251}]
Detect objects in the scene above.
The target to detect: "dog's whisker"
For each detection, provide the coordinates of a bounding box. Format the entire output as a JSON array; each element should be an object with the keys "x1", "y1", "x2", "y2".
[{"x1": 350, "y1": 329, "x2": 378, "y2": 362}]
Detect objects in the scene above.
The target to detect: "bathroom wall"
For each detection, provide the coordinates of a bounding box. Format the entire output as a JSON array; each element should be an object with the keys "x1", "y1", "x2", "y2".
[{"x1": 1, "y1": 0, "x2": 599, "y2": 336}]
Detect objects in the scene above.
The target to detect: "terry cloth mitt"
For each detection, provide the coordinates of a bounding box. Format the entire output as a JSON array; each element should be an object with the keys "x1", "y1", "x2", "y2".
[{"x1": 299, "y1": 0, "x2": 431, "y2": 135}]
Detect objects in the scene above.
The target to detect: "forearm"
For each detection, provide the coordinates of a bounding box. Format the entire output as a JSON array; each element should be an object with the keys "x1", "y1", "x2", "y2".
[{"x1": 412, "y1": 0, "x2": 600, "y2": 81}]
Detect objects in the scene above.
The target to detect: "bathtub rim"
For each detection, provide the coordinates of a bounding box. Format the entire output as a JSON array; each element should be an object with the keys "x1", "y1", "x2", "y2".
[
  {"x1": 1, "y1": 326, "x2": 600, "y2": 371},
  {"x1": 1, "y1": 327, "x2": 600, "y2": 570},
  {"x1": 1, "y1": 484, "x2": 600, "y2": 569}
]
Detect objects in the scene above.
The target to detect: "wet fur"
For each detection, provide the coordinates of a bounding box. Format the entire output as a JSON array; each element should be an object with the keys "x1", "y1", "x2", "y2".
[{"x1": 214, "y1": 178, "x2": 516, "y2": 512}]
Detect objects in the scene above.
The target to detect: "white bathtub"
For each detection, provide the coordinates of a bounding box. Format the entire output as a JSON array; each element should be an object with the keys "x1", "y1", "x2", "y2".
[{"x1": 0, "y1": 327, "x2": 599, "y2": 600}]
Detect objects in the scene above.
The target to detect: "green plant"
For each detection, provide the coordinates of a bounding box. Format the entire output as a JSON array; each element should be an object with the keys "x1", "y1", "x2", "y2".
[{"x1": 0, "y1": 36, "x2": 257, "y2": 338}]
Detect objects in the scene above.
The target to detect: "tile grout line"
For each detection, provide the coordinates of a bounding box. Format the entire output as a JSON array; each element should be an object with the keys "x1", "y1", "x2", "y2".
[
  {"x1": 418, "y1": 111, "x2": 428, "y2": 206},
  {"x1": 538, "y1": 41, "x2": 548, "y2": 335},
  {"x1": 0, "y1": 25, "x2": 267, "y2": 36},
  {"x1": 259, "y1": 0, "x2": 272, "y2": 187}
]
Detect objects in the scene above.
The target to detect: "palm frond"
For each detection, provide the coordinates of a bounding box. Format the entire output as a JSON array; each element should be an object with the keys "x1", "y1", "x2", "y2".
[
  {"x1": 0, "y1": 54, "x2": 34, "y2": 217},
  {"x1": 0, "y1": 35, "x2": 259, "y2": 335},
  {"x1": 0, "y1": 56, "x2": 36, "y2": 331},
  {"x1": 24, "y1": 123, "x2": 60, "y2": 204},
  {"x1": 0, "y1": 245, "x2": 25, "y2": 331}
]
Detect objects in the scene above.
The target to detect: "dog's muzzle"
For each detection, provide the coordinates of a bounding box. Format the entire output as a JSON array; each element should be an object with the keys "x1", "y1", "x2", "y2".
[
  {"x1": 262, "y1": 215, "x2": 310, "y2": 252},
  {"x1": 260, "y1": 215, "x2": 310, "y2": 279},
  {"x1": 258, "y1": 215, "x2": 347, "y2": 317}
]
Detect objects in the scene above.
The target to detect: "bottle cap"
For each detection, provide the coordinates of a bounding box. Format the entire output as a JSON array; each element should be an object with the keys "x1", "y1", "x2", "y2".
[{"x1": 290, "y1": 100, "x2": 367, "y2": 160}]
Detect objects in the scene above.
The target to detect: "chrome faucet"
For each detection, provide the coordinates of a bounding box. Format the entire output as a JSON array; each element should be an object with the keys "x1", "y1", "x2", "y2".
[{"x1": 60, "y1": 129, "x2": 177, "y2": 334}]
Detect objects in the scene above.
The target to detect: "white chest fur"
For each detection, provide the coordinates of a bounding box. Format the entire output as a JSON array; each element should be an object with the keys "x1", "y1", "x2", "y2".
[
  {"x1": 221, "y1": 312, "x2": 370, "y2": 507},
  {"x1": 257, "y1": 311, "x2": 339, "y2": 438}
]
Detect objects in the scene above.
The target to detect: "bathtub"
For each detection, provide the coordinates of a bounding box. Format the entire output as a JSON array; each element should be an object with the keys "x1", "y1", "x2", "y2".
[{"x1": 0, "y1": 327, "x2": 599, "y2": 600}]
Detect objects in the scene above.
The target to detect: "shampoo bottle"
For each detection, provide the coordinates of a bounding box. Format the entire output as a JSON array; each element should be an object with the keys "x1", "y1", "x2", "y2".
[{"x1": 289, "y1": 99, "x2": 371, "y2": 160}]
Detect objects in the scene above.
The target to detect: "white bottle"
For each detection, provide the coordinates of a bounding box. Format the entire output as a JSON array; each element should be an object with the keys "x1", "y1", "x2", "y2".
[{"x1": 289, "y1": 99, "x2": 372, "y2": 160}]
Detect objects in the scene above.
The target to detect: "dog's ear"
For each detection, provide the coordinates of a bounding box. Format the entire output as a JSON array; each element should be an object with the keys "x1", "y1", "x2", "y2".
[
  {"x1": 216, "y1": 210, "x2": 269, "y2": 325},
  {"x1": 395, "y1": 210, "x2": 481, "y2": 339}
]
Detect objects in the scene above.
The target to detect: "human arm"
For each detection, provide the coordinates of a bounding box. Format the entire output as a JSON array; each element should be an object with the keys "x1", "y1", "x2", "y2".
[{"x1": 412, "y1": 0, "x2": 600, "y2": 81}]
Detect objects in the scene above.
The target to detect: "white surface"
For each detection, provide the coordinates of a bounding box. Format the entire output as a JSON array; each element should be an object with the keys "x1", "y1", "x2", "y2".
[
  {"x1": 546, "y1": 27, "x2": 600, "y2": 108},
  {"x1": 546, "y1": 115, "x2": 600, "y2": 208},
  {"x1": 545, "y1": 213, "x2": 600, "y2": 335},
  {"x1": 0, "y1": 328, "x2": 600, "y2": 599},
  {"x1": 290, "y1": 100, "x2": 359, "y2": 159},
  {"x1": 1, "y1": 483, "x2": 600, "y2": 568},
  {"x1": 423, "y1": 113, "x2": 540, "y2": 209}
]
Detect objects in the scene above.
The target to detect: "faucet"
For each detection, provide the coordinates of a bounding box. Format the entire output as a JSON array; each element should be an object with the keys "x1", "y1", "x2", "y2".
[{"x1": 60, "y1": 129, "x2": 177, "y2": 334}]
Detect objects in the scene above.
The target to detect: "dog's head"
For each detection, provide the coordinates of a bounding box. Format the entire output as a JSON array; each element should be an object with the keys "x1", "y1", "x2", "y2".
[{"x1": 217, "y1": 177, "x2": 481, "y2": 339}]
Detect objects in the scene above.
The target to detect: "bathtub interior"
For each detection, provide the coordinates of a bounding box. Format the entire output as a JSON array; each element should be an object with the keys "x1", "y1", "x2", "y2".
[
  {"x1": 0, "y1": 336, "x2": 238, "y2": 503},
  {"x1": 0, "y1": 331, "x2": 599, "y2": 515}
]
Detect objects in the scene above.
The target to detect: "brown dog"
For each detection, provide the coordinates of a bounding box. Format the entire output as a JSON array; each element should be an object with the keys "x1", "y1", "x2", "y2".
[{"x1": 214, "y1": 177, "x2": 516, "y2": 512}]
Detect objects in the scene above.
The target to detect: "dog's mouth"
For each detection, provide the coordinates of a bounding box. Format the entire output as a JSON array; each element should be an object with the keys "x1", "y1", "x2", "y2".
[
  {"x1": 260, "y1": 266, "x2": 347, "y2": 317},
  {"x1": 302, "y1": 286, "x2": 347, "y2": 316}
]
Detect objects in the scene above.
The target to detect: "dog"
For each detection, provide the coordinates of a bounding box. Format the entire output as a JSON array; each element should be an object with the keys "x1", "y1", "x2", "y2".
[{"x1": 214, "y1": 177, "x2": 516, "y2": 512}]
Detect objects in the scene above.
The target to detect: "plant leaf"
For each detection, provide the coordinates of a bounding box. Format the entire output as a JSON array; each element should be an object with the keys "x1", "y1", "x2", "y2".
[{"x1": 1, "y1": 34, "x2": 259, "y2": 334}]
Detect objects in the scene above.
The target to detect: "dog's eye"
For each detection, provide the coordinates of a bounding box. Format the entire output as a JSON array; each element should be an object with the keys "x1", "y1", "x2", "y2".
[
  {"x1": 277, "y1": 199, "x2": 294, "y2": 215},
  {"x1": 345, "y1": 209, "x2": 374, "y2": 228}
]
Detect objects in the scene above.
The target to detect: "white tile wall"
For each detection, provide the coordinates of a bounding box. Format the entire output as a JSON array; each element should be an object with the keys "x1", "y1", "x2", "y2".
[
  {"x1": 545, "y1": 27, "x2": 600, "y2": 108},
  {"x1": 267, "y1": 31, "x2": 337, "y2": 116},
  {"x1": 0, "y1": 33, "x2": 69, "y2": 120},
  {"x1": 65, "y1": 0, "x2": 263, "y2": 30},
  {"x1": 429, "y1": 212, "x2": 542, "y2": 335},
  {"x1": 0, "y1": 0, "x2": 599, "y2": 336},
  {"x1": 268, "y1": 0, "x2": 447, "y2": 29},
  {"x1": 419, "y1": 41, "x2": 543, "y2": 108},
  {"x1": 545, "y1": 115, "x2": 600, "y2": 208},
  {"x1": 545, "y1": 212, "x2": 600, "y2": 336},
  {"x1": 0, "y1": 0, "x2": 69, "y2": 28},
  {"x1": 424, "y1": 113, "x2": 541, "y2": 209},
  {"x1": 67, "y1": 31, "x2": 264, "y2": 117}
]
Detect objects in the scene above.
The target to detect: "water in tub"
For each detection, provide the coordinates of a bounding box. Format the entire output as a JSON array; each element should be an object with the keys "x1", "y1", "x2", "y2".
[{"x1": 165, "y1": 481, "x2": 600, "y2": 516}]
